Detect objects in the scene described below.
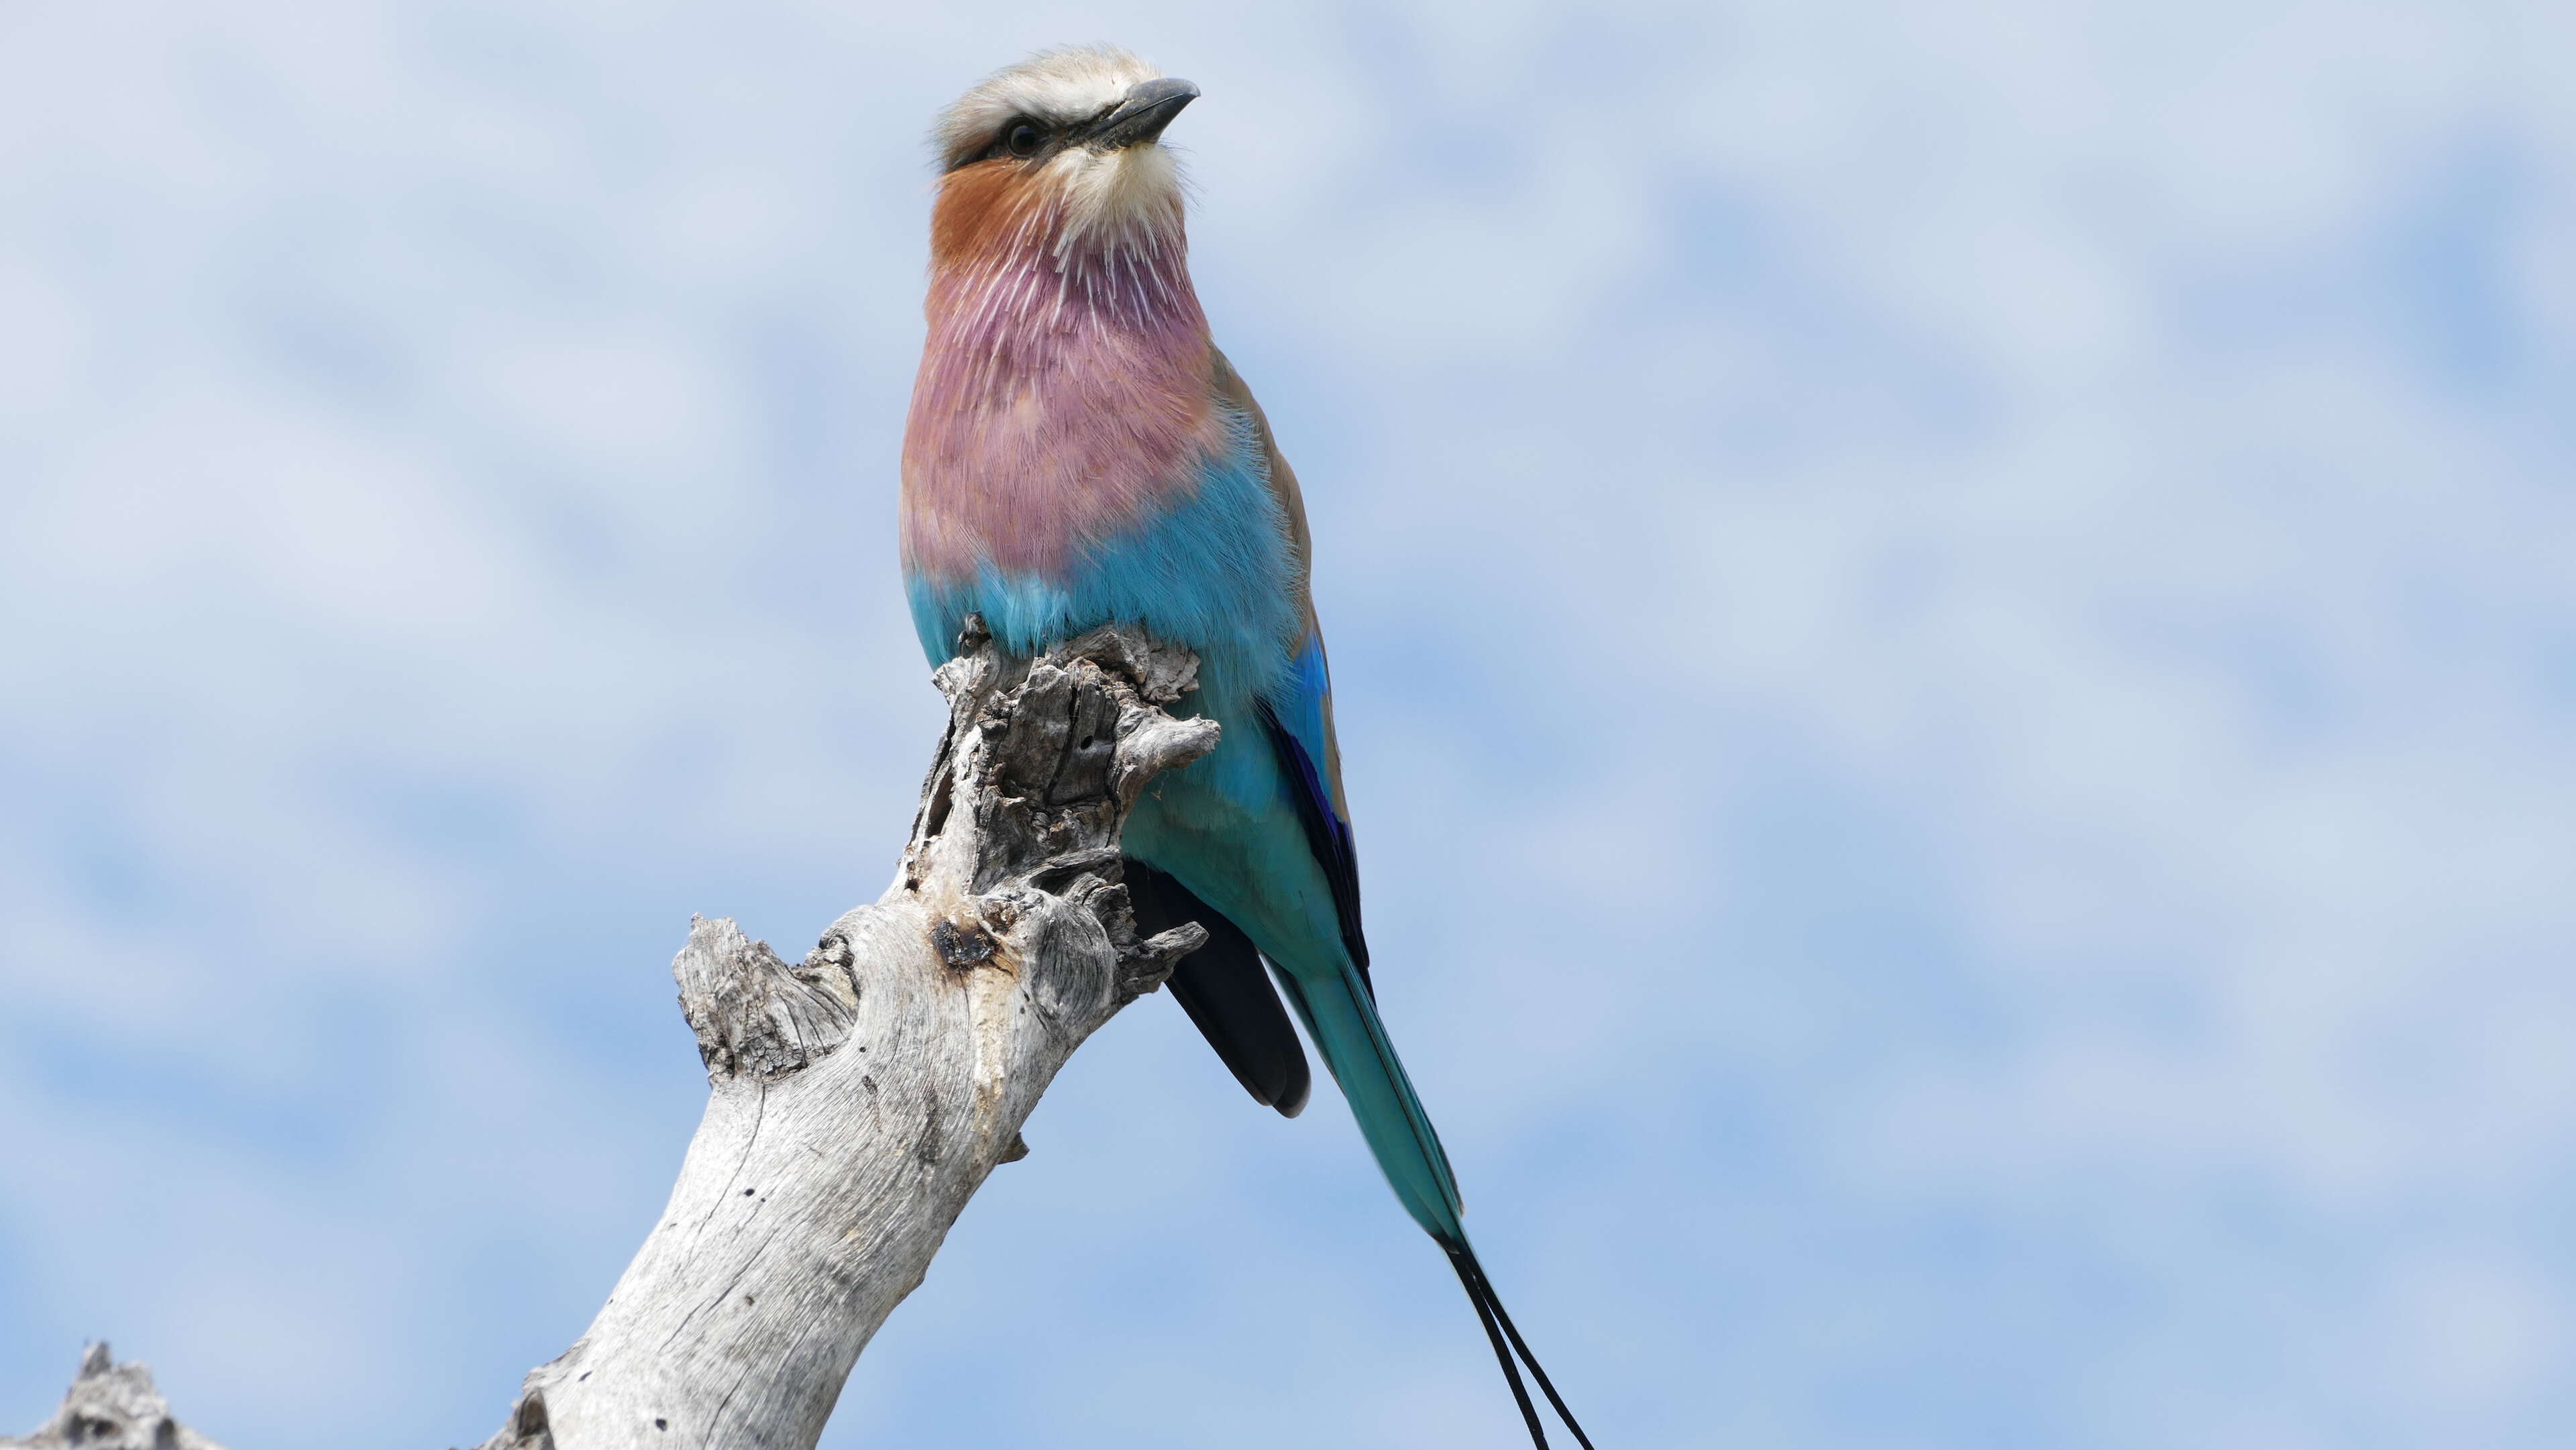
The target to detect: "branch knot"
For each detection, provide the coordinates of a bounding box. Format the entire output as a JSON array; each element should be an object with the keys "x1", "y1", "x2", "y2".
[{"x1": 674, "y1": 915, "x2": 861, "y2": 1082}]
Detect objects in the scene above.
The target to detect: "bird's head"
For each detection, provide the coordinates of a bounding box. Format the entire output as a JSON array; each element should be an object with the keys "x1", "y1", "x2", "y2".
[{"x1": 928, "y1": 46, "x2": 1199, "y2": 270}]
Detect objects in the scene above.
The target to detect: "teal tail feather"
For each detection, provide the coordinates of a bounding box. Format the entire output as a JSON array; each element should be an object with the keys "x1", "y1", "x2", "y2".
[
  {"x1": 1278, "y1": 965, "x2": 1464, "y2": 1239},
  {"x1": 1279, "y1": 966, "x2": 1597, "y2": 1450}
]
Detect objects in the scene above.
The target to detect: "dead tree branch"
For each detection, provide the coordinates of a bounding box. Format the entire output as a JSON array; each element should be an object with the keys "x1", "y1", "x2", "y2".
[
  {"x1": 3, "y1": 1343, "x2": 229, "y2": 1450},
  {"x1": 467, "y1": 620, "x2": 1215, "y2": 1449}
]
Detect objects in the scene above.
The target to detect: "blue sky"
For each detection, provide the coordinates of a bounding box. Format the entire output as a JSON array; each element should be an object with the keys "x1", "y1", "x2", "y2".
[{"x1": 4, "y1": 2, "x2": 2572, "y2": 1447}]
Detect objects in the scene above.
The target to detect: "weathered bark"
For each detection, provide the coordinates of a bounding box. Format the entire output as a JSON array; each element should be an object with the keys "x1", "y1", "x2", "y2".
[
  {"x1": 3, "y1": 1343, "x2": 229, "y2": 1450},
  {"x1": 462, "y1": 620, "x2": 1217, "y2": 1449}
]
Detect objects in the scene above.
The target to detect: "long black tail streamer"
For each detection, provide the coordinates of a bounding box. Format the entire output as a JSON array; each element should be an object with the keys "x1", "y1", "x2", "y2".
[
  {"x1": 1450, "y1": 1249, "x2": 1547, "y2": 1447},
  {"x1": 1446, "y1": 1243, "x2": 1597, "y2": 1450}
]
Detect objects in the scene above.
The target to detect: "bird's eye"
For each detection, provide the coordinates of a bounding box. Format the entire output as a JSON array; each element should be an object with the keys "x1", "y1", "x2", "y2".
[{"x1": 1005, "y1": 122, "x2": 1042, "y2": 158}]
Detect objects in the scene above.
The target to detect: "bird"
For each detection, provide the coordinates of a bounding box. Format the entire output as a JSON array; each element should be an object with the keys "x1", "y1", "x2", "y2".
[{"x1": 898, "y1": 46, "x2": 1593, "y2": 1449}]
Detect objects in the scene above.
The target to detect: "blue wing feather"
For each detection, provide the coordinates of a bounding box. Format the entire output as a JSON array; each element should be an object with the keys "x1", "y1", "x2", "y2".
[{"x1": 1257, "y1": 629, "x2": 1371, "y2": 989}]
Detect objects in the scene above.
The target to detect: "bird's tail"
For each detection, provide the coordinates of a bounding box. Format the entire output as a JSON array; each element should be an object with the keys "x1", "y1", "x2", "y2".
[
  {"x1": 1280, "y1": 966, "x2": 1597, "y2": 1450},
  {"x1": 1444, "y1": 1236, "x2": 1597, "y2": 1450}
]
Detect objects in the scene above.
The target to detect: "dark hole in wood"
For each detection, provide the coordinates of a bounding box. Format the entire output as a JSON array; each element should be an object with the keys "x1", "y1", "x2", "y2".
[
  {"x1": 920, "y1": 767, "x2": 953, "y2": 844},
  {"x1": 931, "y1": 918, "x2": 996, "y2": 970}
]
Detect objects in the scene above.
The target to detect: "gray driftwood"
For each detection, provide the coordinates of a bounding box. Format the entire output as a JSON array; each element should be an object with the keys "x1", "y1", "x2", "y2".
[{"x1": 474, "y1": 620, "x2": 1216, "y2": 1449}]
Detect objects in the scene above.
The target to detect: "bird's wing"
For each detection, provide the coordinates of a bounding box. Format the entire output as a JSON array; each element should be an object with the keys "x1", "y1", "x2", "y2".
[
  {"x1": 1127, "y1": 859, "x2": 1311, "y2": 1115},
  {"x1": 1209, "y1": 349, "x2": 1372, "y2": 993},
  {"x1": 1257, "y1": 630, "x2": 1370, "y2": 992}
]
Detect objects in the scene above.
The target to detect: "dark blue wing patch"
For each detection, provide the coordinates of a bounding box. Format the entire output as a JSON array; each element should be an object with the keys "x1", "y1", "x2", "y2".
[
  {"x1": 1256, "y1": 693, "x2": 1371, "y2": 997},
  {"x1": 1126, "y1": 859, "x2": 1311, "y2": 1117}
]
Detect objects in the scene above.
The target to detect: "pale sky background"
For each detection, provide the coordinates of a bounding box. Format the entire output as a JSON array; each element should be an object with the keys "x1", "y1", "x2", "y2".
[{"x1": 5, "y1": 2, "x2": 2573, "y2": 1447}]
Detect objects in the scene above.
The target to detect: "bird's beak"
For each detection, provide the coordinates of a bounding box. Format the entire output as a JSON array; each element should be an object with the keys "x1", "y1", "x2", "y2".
[{"x1": 1087, "y1": 77, "x2": 1199, "y2": 150}]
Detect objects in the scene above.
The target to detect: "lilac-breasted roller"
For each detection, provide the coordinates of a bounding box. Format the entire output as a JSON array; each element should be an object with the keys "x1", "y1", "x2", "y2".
[{"x1": 898, "y1": 48, "x2": 1592, "y2": 1449}]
